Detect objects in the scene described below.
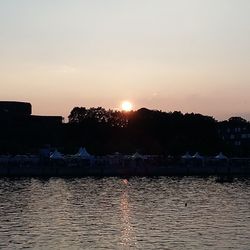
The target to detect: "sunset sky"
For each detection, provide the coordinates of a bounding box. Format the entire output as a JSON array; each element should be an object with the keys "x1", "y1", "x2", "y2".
[{"x1": 0, "y1": 0, "x2": 250, "y2": 120}]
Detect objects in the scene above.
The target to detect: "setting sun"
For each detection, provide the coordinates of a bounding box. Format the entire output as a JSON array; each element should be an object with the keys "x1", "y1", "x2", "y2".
[{"x1": 121, "y1": 101, "x2": 133, "y2": 112}]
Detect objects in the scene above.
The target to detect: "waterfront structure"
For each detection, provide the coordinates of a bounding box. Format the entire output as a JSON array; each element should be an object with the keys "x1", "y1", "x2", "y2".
[
  {"x1": 0, "y1": 150, "x2": 250, "y2": 177},
  {"x1": 218, "y1": 117, "x2": 250, "y2": 149}
]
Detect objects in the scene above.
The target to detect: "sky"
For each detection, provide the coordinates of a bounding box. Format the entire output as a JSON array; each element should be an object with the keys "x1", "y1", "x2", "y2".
[{"x1": 0, "y1": 0, "x2": 250, "y2": 121}]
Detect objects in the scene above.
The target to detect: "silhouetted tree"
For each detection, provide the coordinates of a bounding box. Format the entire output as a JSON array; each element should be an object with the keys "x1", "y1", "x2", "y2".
[{"x1": 68, "y1": 107, "x2": 127, "y2": 127}]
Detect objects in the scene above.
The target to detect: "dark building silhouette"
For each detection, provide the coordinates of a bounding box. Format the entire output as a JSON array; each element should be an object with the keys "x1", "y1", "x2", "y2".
[
  {"x1": 30, "y1": 115, "x2": 63, "y2": 126},
  {"x1": 0, "y1": 101, "x2": 63, "y2": 124},
  {"x1": 0, "y1": 101, "x2": 31, "y2": 117},
  {"x1": 0, "y1": 101, "x2": 33, "y2": 126},
  {"x1": 0, "y1": 101, "x2": 63, "y2": 153},
  {"x1": 218, "y1": 117, "x2": 250, "y2": 155}
]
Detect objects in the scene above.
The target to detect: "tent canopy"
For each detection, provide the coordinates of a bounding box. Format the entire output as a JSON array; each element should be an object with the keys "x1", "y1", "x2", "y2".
[
  {"x1": 75, "y1": 147, "x2": 92, "y2": 159},
  {"x1": 192, "y1": 152, "x2": 204, "y2": 159},
  {"x1": 181, "y1": 152, "x2": 192, "y2": 159},
  {"x1": 131, "y1": 152, "x2": 145, "y2": 160},
  {"x1": 215, "y1": 152, "x2": 228, "y2": 160},
  {"x1": 50, "y1": 149, "x2": 64, "y2": 160}
]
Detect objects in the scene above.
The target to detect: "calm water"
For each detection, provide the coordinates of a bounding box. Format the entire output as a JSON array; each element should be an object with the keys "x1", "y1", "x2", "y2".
[{"x1": 0, "y1": 177, "x2": 249, "y2": 249}]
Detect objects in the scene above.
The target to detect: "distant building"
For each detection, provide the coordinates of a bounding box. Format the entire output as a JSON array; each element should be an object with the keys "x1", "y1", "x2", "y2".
[
  {"x1": 218, "y1": 117, "x2": 250, "y2": 149},
  {"x1": 0, "y1": 101, "x2": 64, "y2": 153},
  {"x1": 0, "y1": 101, "x2": 31, "y2": 117},
  {"x1": 0, "y1": 101, "x2": 63, "y2": 125}
]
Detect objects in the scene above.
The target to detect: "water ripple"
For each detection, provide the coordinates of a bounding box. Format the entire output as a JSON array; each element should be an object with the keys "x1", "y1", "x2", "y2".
[{"x1": 0, "y1": 177, "x2": 249, "y2": 249}]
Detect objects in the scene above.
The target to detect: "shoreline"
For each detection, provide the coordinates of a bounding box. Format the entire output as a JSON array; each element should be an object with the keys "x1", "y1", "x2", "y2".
[{"x1": 1, "y1": 163, "x2": 249, "y2": 177}]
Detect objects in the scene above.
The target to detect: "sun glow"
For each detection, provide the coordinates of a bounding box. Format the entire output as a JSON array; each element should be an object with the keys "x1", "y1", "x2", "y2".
[{"x1": 121, "y1": 101, "x2": 133, "y2": 112}]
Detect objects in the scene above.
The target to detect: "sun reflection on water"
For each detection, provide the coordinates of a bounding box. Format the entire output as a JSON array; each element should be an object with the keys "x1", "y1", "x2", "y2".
[{"x1": 120, "y1": 179, "x2": 137, "y2": 248}]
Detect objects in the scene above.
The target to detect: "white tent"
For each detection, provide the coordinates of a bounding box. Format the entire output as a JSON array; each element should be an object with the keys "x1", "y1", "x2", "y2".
[
  {"x1": 75, "y1": 147, "x2": 92, "y2": 159},
  {"x1": 50, "y1": 149, "x2": 64, "y2": 160},
  {"x1": 181, "y1": 152, "x2": 192, "y2": 159},
  {"x1": 215, "y1": 152, "x2": 228, "y2": 160},
  {"x1": 192, "y1": 152, "x2": 204, "y2": 159},
  {"x1": 131, "y1": 152, "x2": 145, "y2": 160}
]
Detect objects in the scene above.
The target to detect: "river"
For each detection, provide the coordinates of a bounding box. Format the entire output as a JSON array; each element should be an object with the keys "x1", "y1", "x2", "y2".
[{"x1": 0, "y1": 177, "x2": 249, "y2": 249}]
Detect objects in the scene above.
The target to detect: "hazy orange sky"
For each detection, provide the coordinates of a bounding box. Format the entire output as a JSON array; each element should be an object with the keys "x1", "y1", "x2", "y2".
[{"x1": 0, "y1": 0, "x2": 250, "y2": 120}]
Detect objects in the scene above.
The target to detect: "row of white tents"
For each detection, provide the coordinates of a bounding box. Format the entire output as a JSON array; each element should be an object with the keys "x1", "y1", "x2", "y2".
[
  {"x1": 50, "y1": 147, "x2": 93, "y2": 160},
  {"x1": 50, "y1": 148, "x2": 145, "y2": 160},
  {"x1": 50, "y1": 148, "x2": 228, "y2": 161},
  {"x1": 181, "y1": 152, "x2": 228, "y2": 160}
]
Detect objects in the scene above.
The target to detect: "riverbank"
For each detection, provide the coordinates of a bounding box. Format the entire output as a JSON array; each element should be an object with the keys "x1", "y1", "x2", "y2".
[{"x1": 0, "y1": 162, "x2": 250, "y2": 177}]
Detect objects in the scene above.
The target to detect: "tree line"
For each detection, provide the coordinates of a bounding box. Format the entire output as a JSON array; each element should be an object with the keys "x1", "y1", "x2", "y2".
[
  {"x1": 0, "y1": 106, "x2": 249, "y2": 156},
  {"x1": 67, "y1": 107, "x2": 220, "y2": 155}
]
